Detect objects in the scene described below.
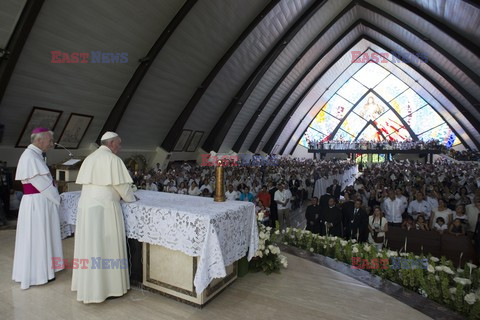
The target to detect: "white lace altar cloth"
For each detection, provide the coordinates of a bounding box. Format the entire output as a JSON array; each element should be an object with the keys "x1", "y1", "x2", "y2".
[{"x1": 59, "y1": 190, "x2": 258, "y2": 294}]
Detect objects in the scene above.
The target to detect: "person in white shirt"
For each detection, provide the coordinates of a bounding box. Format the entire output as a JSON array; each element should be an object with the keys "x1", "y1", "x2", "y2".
[
  {"x1": 408, "y1": 191, "x2": 432, "y2": 221},
  {"x1": 429, "y1": 198, "x2": 453, "y2": 229},
  {"x1": 225, "y1": 184, "x2": 239, "y2": 201},
  {"x1": 426, "y1": 190, "x2": 439, "y2": 211},
  {"x1": 145, "y1": 179, "x2": 158, "y2": 192},
  {"x1": 176, "y1": 182, "x2": 188, "y2": 195},
  {"x1": 383, "y1": 190, "x2": 404, "y2": 226},
  {"x1": 166, "y1": 181, "x2": 177, "y2": 193},
  {"x1": 274, "y1": 183, "x2": 292, "y2": 230},
  {"x1": 188, "y1": 181, "x2": 201, "y2": 196},
  {"x1": 432, "y1": 217, "x2": 448, "y2": 234},
  {"x1": 466, "y1": 197, "x2": 480, "y2": 234}
]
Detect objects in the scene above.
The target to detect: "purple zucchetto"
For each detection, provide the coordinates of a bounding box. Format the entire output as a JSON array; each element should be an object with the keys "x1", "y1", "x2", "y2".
[{"x1": 32, "y1": 127, "x2": 50, "y2": 134}]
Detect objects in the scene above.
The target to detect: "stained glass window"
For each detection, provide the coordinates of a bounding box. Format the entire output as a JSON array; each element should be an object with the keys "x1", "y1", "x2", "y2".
[
  {"x1": 336, "y1": 78, "x2": 368, "y2": 104},
  {"x1": 418, "y1": 123, "x2": 456, "y2": 147},
  {"x1": 374, "y1": 74, "x2": 408, "y2": 102},
  {"x1": 341, "y1": 112, "x2": 367, "y2": 137},
  {"x1": 375, "y1": 110, "x2": 409, "y2": 138},
  {"x1": 390, "y1": 88, "x2": 427, "y2": 117},
  {"x1": 357, "y1": 125, "x2": 384, "y2": 141},
  {"x1": 321, "y1": 94, "x2": 353, "y2": 119},
  {"x1": 352, "y1": 63, "x2": 389, "y2": 88},
  {"x1": 310, "y1": 110, "x2": 340, "y2": 135},
  {"x1": 300, "y1": 127, "x2": 325, "y2": 147},
  {"x1": 352, "y1": 93, "x2": 388, "y2": 121},
  {"x1": 300, "y1": 60, "x2": 462, "y2": 149},
  {"x1": 334, "y1": 129, "x2": 354, "y2": 141},
  {"x1": 407, "y1": 105, "x2": 444, "y2": 134}
]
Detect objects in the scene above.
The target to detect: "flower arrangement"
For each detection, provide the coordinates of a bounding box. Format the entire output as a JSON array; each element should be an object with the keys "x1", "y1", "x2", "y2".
[
  {"x1": 249, "y1": 212, "x2": 287, "y2": 274},
  {"x1": 280, "y1": 227, "x2": 480, "y2": 319}
]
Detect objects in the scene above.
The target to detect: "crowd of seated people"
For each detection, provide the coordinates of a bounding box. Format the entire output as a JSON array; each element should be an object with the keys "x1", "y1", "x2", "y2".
[
  {"x1": 449, "y1": 149, "x2": 480, "y2": 162},
  {"x1": 308, "y1": 139, "x2": 445, "y2": 151},
  {"x1": 127, "y1": 158, "x2": 356, "y2": 227},
  {"x1": 306, "y1": 159, "x2": 480, "y2": 254}
]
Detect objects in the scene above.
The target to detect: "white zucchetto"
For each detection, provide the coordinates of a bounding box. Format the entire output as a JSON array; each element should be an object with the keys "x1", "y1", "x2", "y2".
[{"x1": 101, "y1": 131, "x2": 119, "y2": 141}]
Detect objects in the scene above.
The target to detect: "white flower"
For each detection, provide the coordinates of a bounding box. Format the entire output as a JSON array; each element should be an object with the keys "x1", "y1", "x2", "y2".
[
  {"x1": 363, "y1": 244, "x2": 371, "y2": 252},
  {"x1": 430, "y1": 257, "x2": 439, "y2": 263},
  {"x1": 465, "y1": 293, "x2": 477, "y2": 305},
  {"x1": 340, "y1": 240, "x2": 348, "y2": 247},
  {"x1": 415, "y1": 255, "x2": 420, "y2": 259},
  {"x1": 435, "y1": 275, "x2": 439, "y2": 281},
  {"x1": 351, "y1": 239, "x2": 357, "y2": 244},
  {"x1": 275, "y1": 230, "x2": 280, "y2": 235},
  {"x1": 418, "y1": 289, "x2": 428, "y2": 298},
  {"x1": 259, "y1": 232, "x2": 266, "y2": 239},
  {"x1": 283, "y1": 242, "x2": 288, "y2": 245},
  {"x1": 266, "y1": 227, "x2": 272, "y2": 231},
  {"x1": 400, "y1": 253, "x2": 409, "y2": 257},
  {"x1": 453, "y1": 277, "x2": 472, "y2": 286},
  {"x1": 323, "y1": 245, "x2": 327, "y2": 249},
  {"x1": 309, "y1": 248, "x2": 314, "y2": 253},
  {"x1": 352, "y1": 247, "x2": 359, "y2": 254},
  {"x1": 443, "y1": 266, "x2": 455, "y2": 275},
  {"x1": 457, "y1": 268, "x2": 464, "y2": 274},
  {"x1": 255, "y1": 250, "x2": 263, "y2": 258},
  {"x1": 264, "y1": 249, "x2": 270, "y2": 255},
  {"x1": 435, "y1": 266, "x2": 444, "y2": 272},
  {"x1": 376, "y1": 253, "x2": 382, "y2": 257},
  {"x1": 427, "y1": 264, "x2": 435, "y2": 273},
  {"x1": 257, "y1": 212, "x2": 264, "y2": 220},
  {"x1": 467, "y1": 262, "x2": 478, "y2": 269},
  {"x1": 330, "y1": 243, "x2": 335, "y2": 248},
  {"x1": 268, "y1": 245, "x2": 274, "y2": 251},
  {"x1": 281, "y1": 230, "x2": 286, "y2": 234},
  {"x1": 449, "y1": 287, "x2": 456, "y2": 295},
  {"x1": 387, "y1": 250, "x2": 398, "y2": 257}
]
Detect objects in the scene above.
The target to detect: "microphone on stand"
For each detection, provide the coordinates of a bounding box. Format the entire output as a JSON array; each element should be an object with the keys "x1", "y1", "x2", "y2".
[{"x1": 54, "y1": 143, "x2": 73, "y2": 157}]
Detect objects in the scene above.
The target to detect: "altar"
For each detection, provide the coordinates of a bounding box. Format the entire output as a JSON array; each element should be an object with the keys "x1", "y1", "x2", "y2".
[{"x1": 59, "y1": 190, "x2": 258, "y2": 306}]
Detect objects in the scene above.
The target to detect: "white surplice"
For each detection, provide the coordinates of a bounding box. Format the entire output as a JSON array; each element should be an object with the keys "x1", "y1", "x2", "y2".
[
  {"x1": 72, "y1": 145, "x2": 135, "y2": 303},
  {"x1": 12, "y1": 144, "x2": 64, "y2": 289}
]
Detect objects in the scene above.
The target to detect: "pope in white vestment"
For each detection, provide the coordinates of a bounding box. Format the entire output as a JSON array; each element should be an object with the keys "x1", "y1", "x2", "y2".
[
  {"x1": 12, "y1": 128, "x2": 64, "y2": 289},
  {"x1": 72, "y1": 131, "x2": 136, "y2": 303}
]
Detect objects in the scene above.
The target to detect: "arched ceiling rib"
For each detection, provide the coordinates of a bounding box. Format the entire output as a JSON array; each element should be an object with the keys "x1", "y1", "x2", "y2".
[
  {"x1": 160, "y1": 0, "x2": 281, "y2": 152},
  {"x1": 97, "y1": 0, "x2": 197, "y2": 143},
  {"x1": 280, "y1": 42, "x2": 478, "y2": 155},
  {"x1": 249, "y1": 21, "x2": 364, "y2": 154},
  {"x1": 118, "y1": 0, "x2": 311, "y2": 149},
  {"x1": 216, "y1": 0, "x2": 480, "y2": 153},
  {"x1": 253, "y1": 2, "x2": 480, "y2": 154},
  {"x1": 231, "y1": 0, "x2": 355, "y2": 153},
  {"x1": 0, "y1": 0, "x2": 40, "y2": 105},
  {"x1": 0, "y1": 0, "x2": 185, "y2": 148},
  {"x1": 1, "y1": 0, "x2": 479, "y2": 155}
]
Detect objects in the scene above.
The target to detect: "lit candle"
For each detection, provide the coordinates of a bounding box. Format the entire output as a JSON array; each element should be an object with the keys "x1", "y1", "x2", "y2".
[{"x1": 404, "y1": 237, "x2": 407, "y2": 253}]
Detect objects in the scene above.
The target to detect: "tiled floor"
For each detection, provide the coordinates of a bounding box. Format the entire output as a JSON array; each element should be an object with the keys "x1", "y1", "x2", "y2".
[{"x1": 0, "y1": 226, "x2": 432, "y2": 320}]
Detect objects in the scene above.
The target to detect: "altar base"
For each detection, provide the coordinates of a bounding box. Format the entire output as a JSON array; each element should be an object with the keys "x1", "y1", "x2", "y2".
[{"x1": 142, "y1": 243, "x2": 237, "y2": 307}]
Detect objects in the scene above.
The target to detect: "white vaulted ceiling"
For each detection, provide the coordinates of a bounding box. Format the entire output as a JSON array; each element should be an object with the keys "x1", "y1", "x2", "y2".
[{"x1": 0, "y1": 0, "x2": 478, "y2": 157}]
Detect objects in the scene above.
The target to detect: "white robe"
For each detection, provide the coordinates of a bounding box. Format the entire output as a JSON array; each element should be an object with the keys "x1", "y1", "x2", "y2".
[
  {"x1": 12, "y1": 144, "x2": 63, "y2": 289},
  {"x1": 72, "y1": 145, "x2": 135, "y2": 303}
]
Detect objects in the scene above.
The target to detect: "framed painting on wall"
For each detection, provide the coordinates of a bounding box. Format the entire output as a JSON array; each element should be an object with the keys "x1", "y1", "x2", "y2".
[
  {"x1": 173, "y1": 129, "x2": 193, "y2": 151},
  {"x1": 56, "y1": 113, "x2": 93, "y2": 149},
  {"x1": 185, "y1": 131, "x2": 204, "y2": 152},
  {"x1": 15, "y1": 107, "x2": 63, "y2": 148}
]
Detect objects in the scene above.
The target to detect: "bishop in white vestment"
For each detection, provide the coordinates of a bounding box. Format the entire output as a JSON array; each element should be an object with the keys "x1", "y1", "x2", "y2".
[
  {"x1": 72, "y1": 132, "x2": 136, "y2": 303},
  {"x1": 12, "y1": 128, "x2": 64, "y2": 289}
]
